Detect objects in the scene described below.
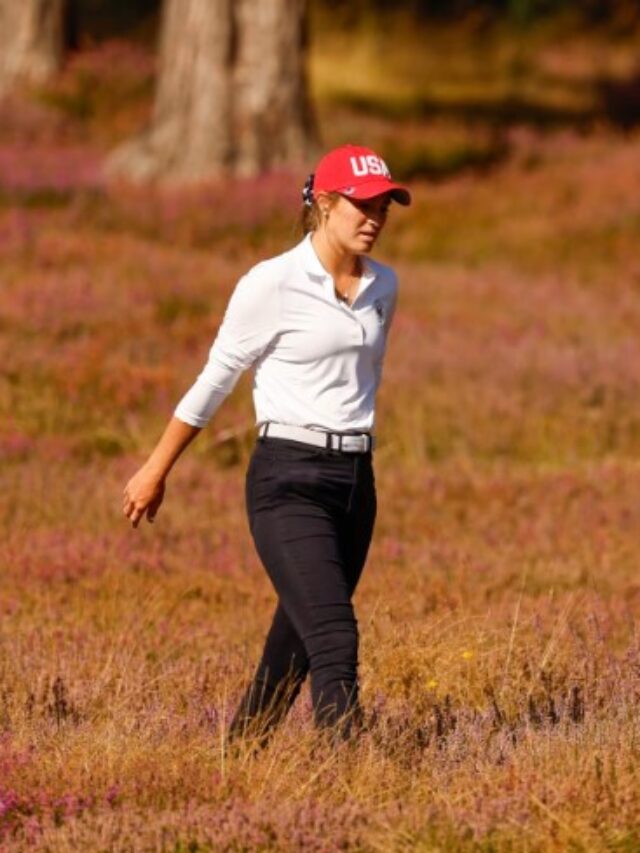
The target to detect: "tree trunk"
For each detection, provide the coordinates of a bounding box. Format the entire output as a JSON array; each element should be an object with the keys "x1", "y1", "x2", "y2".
[
  {"x1": 232, "y1": 0, "x2": 315, "y2": 176},
  {"x1": 107, "y1": 0, "x2": 316, "y2": 182},
  {"x1": 0, "y1": 0, "x2": 66, "y2": 96}
]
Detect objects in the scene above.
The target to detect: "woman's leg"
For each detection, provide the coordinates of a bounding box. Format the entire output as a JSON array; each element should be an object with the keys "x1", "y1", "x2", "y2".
[
  {"x1": 339, "y1": 453, "x2": 377, "y2": 593},
  {"x1": 231, "y1": 441, "x2": 376, "y2": 742},
  {"x1": 250, "y1": 496, "x2": 361, "y2": 737},
  {"x1": 228, "y1": 515, "x2": 375, "y2": 745},
  {"x1": 228, "y1": 601, "x2": 308, "y2": 740}
]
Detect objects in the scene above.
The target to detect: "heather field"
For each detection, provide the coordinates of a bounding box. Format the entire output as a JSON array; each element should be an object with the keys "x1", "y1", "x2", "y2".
[{"x1": 2, "y1": 16, "x2": 640, "y2": 852}]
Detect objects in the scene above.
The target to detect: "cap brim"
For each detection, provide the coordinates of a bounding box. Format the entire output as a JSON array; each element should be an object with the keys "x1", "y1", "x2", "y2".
[{"x1": 338, "y1": 179, "x2": 412, "y2": 206}]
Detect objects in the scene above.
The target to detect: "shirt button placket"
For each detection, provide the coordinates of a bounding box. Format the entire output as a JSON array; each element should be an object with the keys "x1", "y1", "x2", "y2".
[
  {"x1": 339, "y1": 305, "x2": 364, "y2": 344},
  {"x1": 325, "y1": 276, "x2": 366, "y2": 344},
  {"x1": 349, "y1": 307, "x2": 365, "y2": 344}
]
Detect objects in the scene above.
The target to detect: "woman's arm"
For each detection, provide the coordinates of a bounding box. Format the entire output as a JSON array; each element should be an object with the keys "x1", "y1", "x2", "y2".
[
  {"x1": 372, "y1": 276, "x2": 398, "y2": 389},
  {"x1": 123, "y1": 266, "x2": 279, "y2": 529},
  {"x1": 122, "y1": 417, "x2": 200, "y2": 528}
]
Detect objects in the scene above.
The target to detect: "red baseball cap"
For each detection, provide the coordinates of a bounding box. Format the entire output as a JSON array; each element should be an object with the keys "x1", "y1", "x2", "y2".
[{"x1": 313, "y1": 144, "x2": 411, "y2": 206}]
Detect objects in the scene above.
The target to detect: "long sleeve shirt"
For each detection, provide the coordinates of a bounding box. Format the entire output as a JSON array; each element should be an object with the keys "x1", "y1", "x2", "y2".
[{"x1": 174, "y1": 233, "x2": 398, "y2": 433}]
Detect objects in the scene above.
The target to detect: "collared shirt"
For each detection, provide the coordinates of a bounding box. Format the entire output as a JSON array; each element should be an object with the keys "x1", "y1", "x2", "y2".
[{"x1": 173, "y1": 233, "x2": 398, "y2": 433}]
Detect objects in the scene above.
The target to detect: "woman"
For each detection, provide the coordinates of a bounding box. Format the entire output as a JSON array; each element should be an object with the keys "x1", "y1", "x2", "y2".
[{"x1": 122, "y1": 143, "x2": 411, "y2": 744}]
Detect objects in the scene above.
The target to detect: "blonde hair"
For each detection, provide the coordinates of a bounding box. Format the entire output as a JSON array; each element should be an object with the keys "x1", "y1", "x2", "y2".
[{"x1": 301, "y1": 192, "x2": 341, "y2": 235}]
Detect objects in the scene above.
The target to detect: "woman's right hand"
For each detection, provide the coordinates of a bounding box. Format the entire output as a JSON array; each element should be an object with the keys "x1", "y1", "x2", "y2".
[
  {"x1": 121, "y1": 416, "x2": 201, "y2": 528},
  {"x1": 122, "y1": 465, "x2": 166, "y2": 528}
]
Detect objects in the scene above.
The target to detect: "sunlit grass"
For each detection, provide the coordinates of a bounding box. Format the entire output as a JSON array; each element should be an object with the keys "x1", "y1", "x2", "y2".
[{"x1": 2, "y1": 14, "x2": 640, "y2": 851}]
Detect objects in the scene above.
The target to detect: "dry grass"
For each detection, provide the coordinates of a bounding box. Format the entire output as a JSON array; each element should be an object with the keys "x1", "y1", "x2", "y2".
[{"x1": 1, "y1": 15, "x2": 640, "y2": 852}]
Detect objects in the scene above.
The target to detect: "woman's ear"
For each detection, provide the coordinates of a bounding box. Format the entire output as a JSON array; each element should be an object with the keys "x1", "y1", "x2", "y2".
[{"x1": 315, "y1": 190, "x2": 337, "y2": 221}]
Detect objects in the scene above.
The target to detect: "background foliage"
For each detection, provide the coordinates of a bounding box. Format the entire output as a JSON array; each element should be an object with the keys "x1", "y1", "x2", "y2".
[{"x1": 1, "y1": 4, "x2": 640, "y2": 850}]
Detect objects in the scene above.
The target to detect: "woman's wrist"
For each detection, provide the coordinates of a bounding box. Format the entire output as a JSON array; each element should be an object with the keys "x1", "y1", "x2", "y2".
[
  {"x1": 142, "y1": 417, "x2": 201, "y2": 482},
  {"x1": 142, "y1": 459, "x2": 169, "y2": 482}
]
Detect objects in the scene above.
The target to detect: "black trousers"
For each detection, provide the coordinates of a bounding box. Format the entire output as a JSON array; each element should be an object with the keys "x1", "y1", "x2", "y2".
[{"x1": 229, "y1": 436, "x2": 377, "y2": 742}]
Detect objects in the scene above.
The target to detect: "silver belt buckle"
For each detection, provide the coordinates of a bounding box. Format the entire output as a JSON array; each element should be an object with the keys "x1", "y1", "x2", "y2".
[{"x1": 340, "y1": 434, "x2": 369, "y2": 453}]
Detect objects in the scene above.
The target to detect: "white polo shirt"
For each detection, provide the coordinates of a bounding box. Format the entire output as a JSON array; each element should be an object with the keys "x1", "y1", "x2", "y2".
[{"x1": 174, "y1": 233, "x2": 398, "y2": 433}]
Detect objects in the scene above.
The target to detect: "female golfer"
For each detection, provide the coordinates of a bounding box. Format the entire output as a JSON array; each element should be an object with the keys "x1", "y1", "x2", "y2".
[{"x1": 122, "y1": 144, "x2": 411, "y2": 743}]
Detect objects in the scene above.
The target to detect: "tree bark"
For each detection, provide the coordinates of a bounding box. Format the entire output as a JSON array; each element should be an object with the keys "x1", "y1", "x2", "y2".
[
  {"x1": 107, "y1": 0, "x2": 316, "y2": 182},
  {"x1": 232, "y1": 0, "x2": 315, "y2": 176},
  {"x1": 0, "y1": 0, "x2": 66, "y2": 96}
]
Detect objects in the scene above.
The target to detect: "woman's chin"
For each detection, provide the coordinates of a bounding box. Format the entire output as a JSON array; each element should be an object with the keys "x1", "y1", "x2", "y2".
[{"x1": 356, "y1": 235, "x2": 376, "y2": 251}]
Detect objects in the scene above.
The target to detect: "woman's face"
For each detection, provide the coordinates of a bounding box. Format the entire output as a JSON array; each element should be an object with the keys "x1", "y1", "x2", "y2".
[{"x1": 319, "y1": 192, "x2": 392, "y2": 255}]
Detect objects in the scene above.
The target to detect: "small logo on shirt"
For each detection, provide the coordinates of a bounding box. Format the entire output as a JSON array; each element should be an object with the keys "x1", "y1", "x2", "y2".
[{"x1": 374, "y1": 299, "x2": 385, "y2": 325}]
